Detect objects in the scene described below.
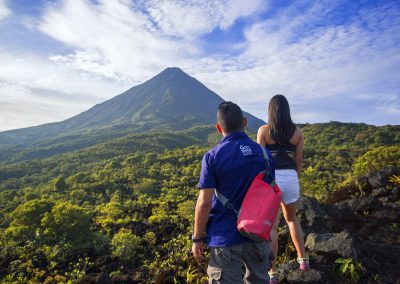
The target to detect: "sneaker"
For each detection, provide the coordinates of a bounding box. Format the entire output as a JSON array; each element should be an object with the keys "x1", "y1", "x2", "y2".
[
  {"x1": 268, "y1": 272, "x2": 279, "y2": 284},
  {"x1": 297, "y1": 257, "x2": 310, "y2": 271}
]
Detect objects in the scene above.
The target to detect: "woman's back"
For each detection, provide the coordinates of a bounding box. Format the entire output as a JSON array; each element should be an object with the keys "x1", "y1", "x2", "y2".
[{"x1": 257, "y1": 124, "x2": 304, "y2": 173}]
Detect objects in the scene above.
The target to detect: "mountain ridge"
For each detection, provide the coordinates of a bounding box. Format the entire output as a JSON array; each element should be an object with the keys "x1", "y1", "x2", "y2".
[{"x1": 0, "y1": 67, "x2": 264, "y2": 145}]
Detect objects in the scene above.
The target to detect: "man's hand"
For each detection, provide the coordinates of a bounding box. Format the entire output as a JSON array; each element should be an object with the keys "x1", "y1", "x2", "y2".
[
  {"x1": 192, "y1": 242, "x2": 205, "y2": 262},
  {"x1": 192, "y1": 188, "x2": 213, "y2": 262}
]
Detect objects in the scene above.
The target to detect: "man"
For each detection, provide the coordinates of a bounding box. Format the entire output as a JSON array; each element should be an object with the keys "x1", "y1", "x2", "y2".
[{"x1": 192, "y1": 101, "x2": 274, "y2": 284}]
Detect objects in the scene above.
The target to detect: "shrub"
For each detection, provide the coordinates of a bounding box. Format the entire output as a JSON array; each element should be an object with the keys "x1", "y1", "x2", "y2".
[
  {"x1": 335, "y1": 257, "x2": 365, "y2": 281},
  {"x1": 353, "y1": 146, "x2": 400, "y2": 176},
  {"x1": 111, "y1": 229, "x2": 141, "y2": 264}
]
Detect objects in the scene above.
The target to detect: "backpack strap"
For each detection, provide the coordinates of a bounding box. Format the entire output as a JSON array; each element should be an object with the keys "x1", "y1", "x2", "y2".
[
  {"x1": 215, "y1": 145, "x2": 275, "y2": 214},
  {"x1": 260, "y1": 144, "x2": 270, "y2": 162},
  {"x1": 214, "y1": 190, "x2": 239, "y2": 215},
  {"x1": 260, "y1": 145, "x2": 277, "y2": 186}
]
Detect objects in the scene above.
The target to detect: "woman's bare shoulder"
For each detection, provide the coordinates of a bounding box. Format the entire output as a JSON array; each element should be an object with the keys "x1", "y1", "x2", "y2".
[
  {"x1": 295, "y1": 125, "x2": 304, "y2": 137},
  {"x1": 257, "y1": 124, "x2": 270, "y2": 144},
  {"x1": 258, "y1": 124, "x2": 269, "y2": 132},
  {"x1": 291, "y1": 126, "x2": 304, "y2": 144}
]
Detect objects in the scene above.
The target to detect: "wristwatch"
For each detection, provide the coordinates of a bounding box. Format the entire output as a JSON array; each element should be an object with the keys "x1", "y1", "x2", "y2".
[{"x1": 191, "y1": 235, "x2": 205, "y2": 243}]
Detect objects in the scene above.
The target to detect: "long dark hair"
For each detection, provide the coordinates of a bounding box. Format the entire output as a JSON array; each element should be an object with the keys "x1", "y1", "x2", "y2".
[{"x1": 268, "y1": 94, "x2": 296, "y2": 145}]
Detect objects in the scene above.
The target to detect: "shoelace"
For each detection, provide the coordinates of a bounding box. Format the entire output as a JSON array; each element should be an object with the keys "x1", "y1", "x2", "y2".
[
  {"x1": 268, "y1": 272, "x2": 279, "y2": 280},
  {"x1": 297, "y1": 257, "x2": 309, "y2": 264}
]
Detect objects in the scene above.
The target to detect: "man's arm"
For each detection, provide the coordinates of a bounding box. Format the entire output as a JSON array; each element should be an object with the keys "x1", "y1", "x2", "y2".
[{"x1": 192, "y1": 188, "x2": 214, "y2": 262}]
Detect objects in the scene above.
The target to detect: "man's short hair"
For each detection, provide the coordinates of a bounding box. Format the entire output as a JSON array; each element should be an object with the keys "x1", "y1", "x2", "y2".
[{"x1": 217, "y1": 101, "x2": 244, "y2": 133}]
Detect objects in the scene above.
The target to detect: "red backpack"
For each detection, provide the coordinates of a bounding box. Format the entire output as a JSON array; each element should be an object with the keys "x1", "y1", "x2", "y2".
[{"x1": 216, "y1": 145, "x2": 282, "y2": 241}]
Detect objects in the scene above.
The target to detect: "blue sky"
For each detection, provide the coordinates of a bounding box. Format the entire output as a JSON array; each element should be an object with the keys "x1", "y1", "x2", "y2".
[{"x1": 0, "y1": 0, "x2": 399, "y2": 131}]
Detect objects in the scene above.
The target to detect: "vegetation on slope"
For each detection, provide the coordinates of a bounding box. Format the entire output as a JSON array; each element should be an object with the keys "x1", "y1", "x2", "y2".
[{"x1": 0, "y1": 122, "x2": 398, "y2": 283}]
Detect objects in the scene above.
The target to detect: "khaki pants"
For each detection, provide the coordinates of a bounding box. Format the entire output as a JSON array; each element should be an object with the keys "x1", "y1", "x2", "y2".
[{"x1": 207, "y1": 241, "x2": 273, "y2": 284}]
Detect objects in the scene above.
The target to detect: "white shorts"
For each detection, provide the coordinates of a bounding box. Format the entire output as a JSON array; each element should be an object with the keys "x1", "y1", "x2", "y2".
[{"x1": 275, "y1": 169, "x2": 300, "y2": 205}]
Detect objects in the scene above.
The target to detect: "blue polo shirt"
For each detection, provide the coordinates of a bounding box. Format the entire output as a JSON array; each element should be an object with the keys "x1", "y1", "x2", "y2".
[{"x1": 198, "y1": 132, "x2": 274, "y2": 247}]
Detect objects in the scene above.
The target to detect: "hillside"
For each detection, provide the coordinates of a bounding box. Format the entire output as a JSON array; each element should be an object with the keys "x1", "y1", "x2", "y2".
[
  {"x1": 1, "y1": 122, "x2": 398, "y2": 194},
  {"x1": 0, "y1": 126, "x2": 214, "y2": 191},
  {"x1": 0, "y1": 122, "x2": 399, "y2": 283},
  {"x1": 0, "y1": 67, "x2": 264, "y2": 152},
  {"x1": 0, "y1": 125, "x2": 215, "y2": 163}
]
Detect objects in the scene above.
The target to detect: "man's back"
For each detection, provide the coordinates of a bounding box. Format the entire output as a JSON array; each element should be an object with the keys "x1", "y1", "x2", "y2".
[{"x1": 199, "y1": 132, "x2": 272, "y2": 247}]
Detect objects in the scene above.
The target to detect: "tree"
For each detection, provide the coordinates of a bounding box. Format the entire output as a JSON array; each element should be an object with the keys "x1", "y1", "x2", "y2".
[
  {"x1": 41, "y1": 201, "x2": 91, "y2": 245},
  {"x1": 133, "y1": 179, "x2": 160, "y2": 197},
  {"x1": 54, "y1": 176, "x2": 68, "y2": 193},
  {"x1": 5, "y1": 199, "x2": 53, "y2": 242},
  {"x1": 111, "y1": 229, "x2": 141, "y2": 264}
]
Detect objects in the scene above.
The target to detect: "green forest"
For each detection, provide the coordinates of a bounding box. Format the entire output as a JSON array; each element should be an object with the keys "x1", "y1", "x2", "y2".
[{"x1": 0, "y1": 122, "x2": 399, "y2": 283}]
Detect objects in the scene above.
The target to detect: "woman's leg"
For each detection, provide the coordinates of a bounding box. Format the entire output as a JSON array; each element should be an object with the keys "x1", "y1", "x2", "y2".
[
  {"x1": 268, "y1": 210, "x2": 281, "y2": 273},
  {"x1": 281, "y1": 202, "x2": 306, "y2": 259}
]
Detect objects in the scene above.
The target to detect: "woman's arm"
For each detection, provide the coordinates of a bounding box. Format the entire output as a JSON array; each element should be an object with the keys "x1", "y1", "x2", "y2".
[
  {"x1": 257, "y1": 126, "x2": 267, "y2": 146},
  {"x1": 295, "y1": 128, "x2": 304, "y2": 175}
]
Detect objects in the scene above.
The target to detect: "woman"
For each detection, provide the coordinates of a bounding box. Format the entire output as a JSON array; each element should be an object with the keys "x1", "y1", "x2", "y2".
[{"x1": 257, "y1": 94, "x2": 309, "y2": 283}]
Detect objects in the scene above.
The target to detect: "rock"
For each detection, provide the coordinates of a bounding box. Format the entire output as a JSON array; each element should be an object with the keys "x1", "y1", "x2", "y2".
[
  {"x1": 285, "y1": 269, "x2": 324, "y2": 283},
  {"x1": 278, "y1": 228, "x2": 289, "y2": 238},
  {"x1": 297, "y1": 196, "x2": 341, "y2": 234},
  {"x1": 326, "y1": 168, "x2": 398, "y2": 205},
  {"x1": 355, "y1": 196, "x2": 382, "y2": 212},
  {"x1": 111, "y1": 274, "x2": 138, "y2": 284},
  {"x1": 389, "y1": 187, "x2": 399, "y2": 201},
  {"x1": 356, "y1": 175, "x2": 374, "y2": 193},
  {"x1": 368, "y1": 173, "x2": 386, "y2": 188},
  {"x1": 324, "y1": 205, "x2": 341, "y2": 221},
  {"x1": 371, "y1": 208, "x2": 399, "y2": 219},
  {"x1": 324, "y1": 179, "x2": 369, "y2": 205},
  {"x1": 277, "y1": 261, "x2": 335, "y2": 284},
  {"x1": 305, "y1": 231, "x2": 358, "y2": 260},
  {"x1": 334, "y1": 203, "x2": 363, "y2": 223},
  {"x1": 367, "y1": 167, "x2": 397, "y2": 188},
  {"x1": 378, "y1": 196, "x2": 389, "y2": 206},
  {"x1": 79, "y1": 273, "x2": 113, "y2": 284},
  {"x1": 371, "y1": 187, "x2": 388, "y2": 198},
  {"x1": 390, "y1": 187, "x2": 399, "y2": 197},
  {"x1": 343, "y1": 195, "x2": 383, "y2": 213}
]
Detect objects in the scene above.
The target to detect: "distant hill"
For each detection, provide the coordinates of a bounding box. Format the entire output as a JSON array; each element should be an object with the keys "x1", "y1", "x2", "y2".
[
  {"x1": 0, "y1": 67, "x2": 264, "y2": 147},
  {"x1": 0, "y1": 121, "x2": 398, "y2": 190}
]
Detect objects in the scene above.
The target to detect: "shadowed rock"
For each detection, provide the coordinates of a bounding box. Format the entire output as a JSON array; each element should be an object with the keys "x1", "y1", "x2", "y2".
[
  {"x1": 276, "y1": 167, "x2": 400, "y2": 283},
  {"x1": 305, "y1": 231, "x2": 358, "y2": 260},
  {"x1": 79, "y1": 273, "x2": 112, "y2": 284}
]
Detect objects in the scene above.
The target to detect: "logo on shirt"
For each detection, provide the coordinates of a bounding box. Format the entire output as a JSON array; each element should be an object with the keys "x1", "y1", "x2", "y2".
[{"x1": 240, "y1": 145, "x2": 252, "y2": 156}]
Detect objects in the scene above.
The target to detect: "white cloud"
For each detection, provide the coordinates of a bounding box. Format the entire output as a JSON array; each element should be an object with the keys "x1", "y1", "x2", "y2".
[
  {"x1": 194, "y1": 2, "x2": 400, "y2": 124},
  {"x1": 38, "y1": 0, "x2": 267, "y2": 81},
  {"x1": 0, "y1": 81, "x2": 89, "y2": 131},
  {"x1": 0, "y1": 0, "x2": 399, "y2": 131},
  {"x1": 145, "y1": 0, "x2": 266, "y2": 38},
  {"x1": 0, "y1": 0, "x2": 11, "y2": 20},
  {"x1": 0, "y1": 51, "x2": 127, "y2": 97},
  {"x1": 38, "y1": 0, "x2": 197, "y2": 82},
  {"x1": 0, "y1": 51, "x2": 131, "y2": 131}
]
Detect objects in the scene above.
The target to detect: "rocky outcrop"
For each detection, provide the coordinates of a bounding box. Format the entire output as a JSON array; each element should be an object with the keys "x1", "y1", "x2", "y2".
[
  {"x1": 276, "y1": 167, "x2": 400, "y2": 283},
  {"x1": 305, "y1": 231, "x2": 358, "y2": 260},
  {"x1": 296, "y1": 197, "x2": 342, "y2": 234},
  {"x1": 325, "y1": 166, "x2": 397, "y2": 205}
]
